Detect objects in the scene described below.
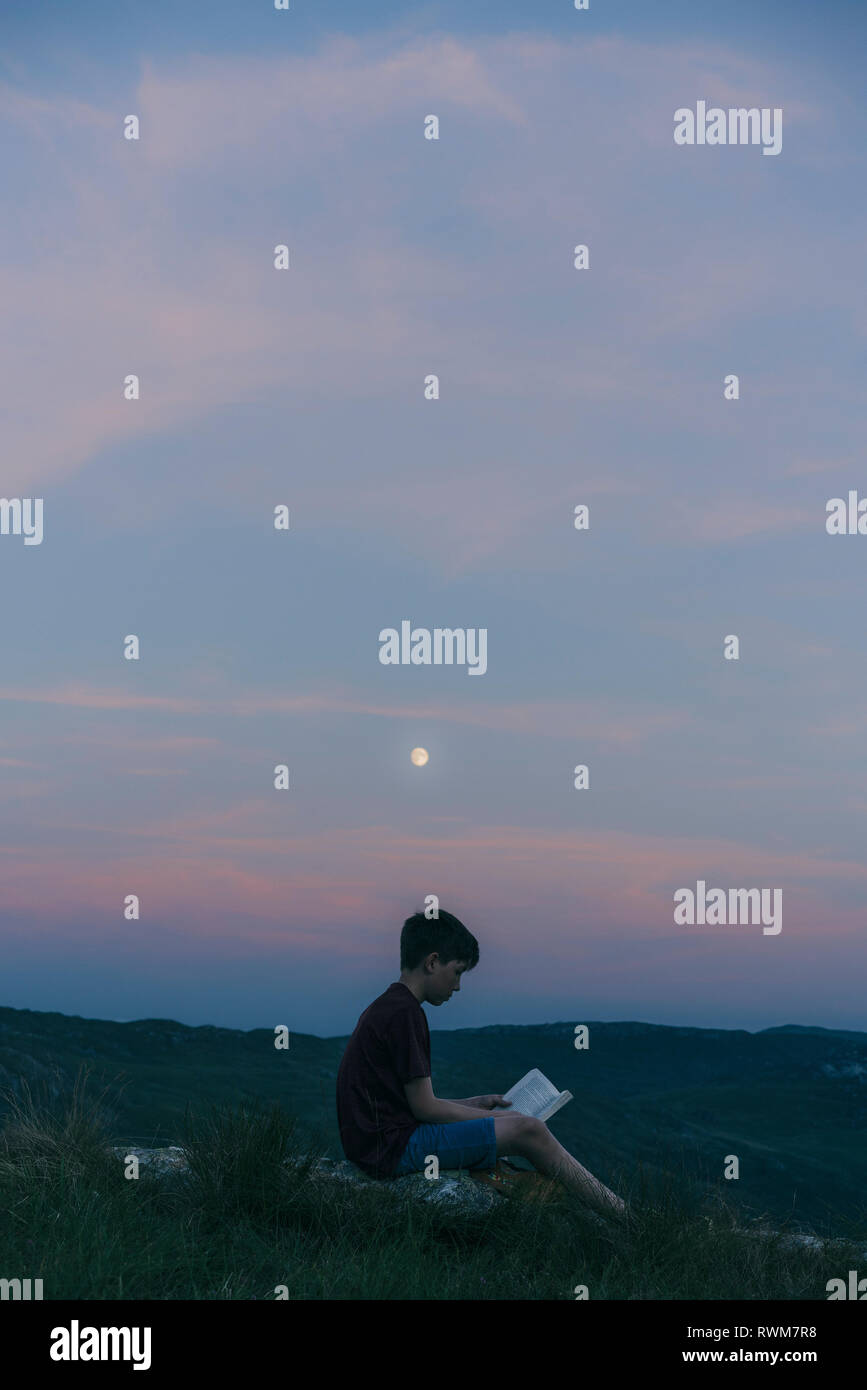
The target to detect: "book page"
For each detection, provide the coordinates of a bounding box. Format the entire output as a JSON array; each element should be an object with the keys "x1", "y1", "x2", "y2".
[
  {"x1": 538, "y1": 1090, "x2": 573, "y2": 1122},
  {"x1": 503, "y1": 1068, "x2": 559, "y2": 1118}
]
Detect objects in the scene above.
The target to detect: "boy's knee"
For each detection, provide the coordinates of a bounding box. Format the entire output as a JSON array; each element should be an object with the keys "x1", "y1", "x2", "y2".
[{"x1": 512, "y1": 1114, "x2": 548, "y2": 1146}]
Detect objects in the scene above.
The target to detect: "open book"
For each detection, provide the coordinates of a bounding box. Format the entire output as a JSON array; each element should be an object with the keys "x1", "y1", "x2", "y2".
[{"x1": 502, "y1": 1068, "x2": 573, "y2": 1123}]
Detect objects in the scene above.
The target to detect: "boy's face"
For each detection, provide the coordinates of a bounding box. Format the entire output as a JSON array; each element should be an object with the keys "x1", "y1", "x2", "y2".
[{"x1": 426, "y1": 956, "x2": 468, "y2": 1006}]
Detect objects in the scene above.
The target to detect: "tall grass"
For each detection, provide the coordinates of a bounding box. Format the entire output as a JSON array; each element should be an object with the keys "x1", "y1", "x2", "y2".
[{"x1": 0, "y1": 1070, "x2": 862, "y2": 1300}]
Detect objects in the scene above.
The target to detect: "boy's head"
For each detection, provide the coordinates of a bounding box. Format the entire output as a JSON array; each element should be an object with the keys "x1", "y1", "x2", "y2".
[{"x1": 399, "y1": 909, "x2": 479, "y2": 1007}]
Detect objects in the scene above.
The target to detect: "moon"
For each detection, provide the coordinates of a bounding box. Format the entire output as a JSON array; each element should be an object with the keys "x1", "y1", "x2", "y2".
[{"x1": 410, "y1": 747, "x2": 429, "y2": 766}]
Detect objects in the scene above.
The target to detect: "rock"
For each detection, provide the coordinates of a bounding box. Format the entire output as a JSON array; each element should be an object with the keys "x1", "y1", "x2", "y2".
[
  {"x1": 111, "y1": 1146, "x2": 187, "y2": 1175},
  {"x1": 311, "y1": 1157, "x2": 501, "y2": 1214},
  {"x1": 109, "y1": 1148, "x2": 501, "y2": 1215},
  {"x1": 744, "y1": 1225, "x2": 867, "y2": 1260}
]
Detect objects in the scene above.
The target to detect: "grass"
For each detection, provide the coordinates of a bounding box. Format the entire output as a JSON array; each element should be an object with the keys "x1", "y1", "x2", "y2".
[{"x1": 0, "y1": 1070, "x2": 863, "y2": 1300}]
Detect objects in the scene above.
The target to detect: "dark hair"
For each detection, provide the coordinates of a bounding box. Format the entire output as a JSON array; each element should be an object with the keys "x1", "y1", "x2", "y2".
[{"x1": 400, "y1": 909, "x2": 479, "y2": 971}]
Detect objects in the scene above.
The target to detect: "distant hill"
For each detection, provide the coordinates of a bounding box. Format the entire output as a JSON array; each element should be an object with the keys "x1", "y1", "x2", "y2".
[{"x1": 1, "y1": 1005, "x2": 865, "y2": 1228}]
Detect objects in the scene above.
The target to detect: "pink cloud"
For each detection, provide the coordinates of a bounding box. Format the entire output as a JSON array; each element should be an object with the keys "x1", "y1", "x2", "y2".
[
  {"x1": 2, "y1": 822, "x2": 864, "y2": 958},
  {"x1": 0, "y1": 684, "x2": 210, "y2": 714},
  {"x1": 656, "y1": 496, "x2": 817, "y2": 543},
  {"x1": 0, "y1": 29, "x2": 846, "y2": 508},
  {"x1": 0, "y1": 681, "x2": 686, "y2": 747}
]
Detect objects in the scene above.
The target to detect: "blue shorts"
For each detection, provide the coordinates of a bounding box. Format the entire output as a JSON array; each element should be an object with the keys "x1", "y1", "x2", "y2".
[{"x1": 394, "y1": 1117, "x2": 498, "y2": 1176}]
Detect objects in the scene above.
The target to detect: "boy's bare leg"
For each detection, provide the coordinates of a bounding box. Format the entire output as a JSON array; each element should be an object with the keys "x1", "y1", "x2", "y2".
[{"x1": 492, "y1": 1113, "x2": 626, "y2": 1217}]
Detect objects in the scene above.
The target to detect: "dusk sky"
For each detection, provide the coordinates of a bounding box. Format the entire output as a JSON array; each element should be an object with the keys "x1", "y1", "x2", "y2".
[{"x1": 2, "y1": 1, "x2": 865, "y2": 1037}]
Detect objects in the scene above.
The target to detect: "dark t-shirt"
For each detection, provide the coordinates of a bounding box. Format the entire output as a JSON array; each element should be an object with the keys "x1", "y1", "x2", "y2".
[{"x1": 336, "y1": 982, "x2": 431, "y2": 1178}]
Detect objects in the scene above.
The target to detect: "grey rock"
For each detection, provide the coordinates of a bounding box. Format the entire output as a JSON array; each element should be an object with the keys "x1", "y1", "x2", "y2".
[
  {"x1": 745, "y1": 1225, "x2": 867, "y2": 1260},
  {"x1": 109, "y1": 1148, "x2": 500, "y2": 1214},
  {"x1": 111, "y1": 1145, "x2": 187, "y2": 1175},
  {"x1": 311, "y1": 1157, "x2": 500, "y2": 1214}
]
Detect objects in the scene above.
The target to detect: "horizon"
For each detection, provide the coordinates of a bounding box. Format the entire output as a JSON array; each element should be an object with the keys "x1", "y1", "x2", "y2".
[{"x1": 3, "y1": 998, "x2": 863, "y2": 1043}]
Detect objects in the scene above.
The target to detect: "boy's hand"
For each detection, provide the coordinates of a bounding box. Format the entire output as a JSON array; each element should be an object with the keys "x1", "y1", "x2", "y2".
[{"x1": 465, "y1": 1095, "x2": 512, "y2": 1110}]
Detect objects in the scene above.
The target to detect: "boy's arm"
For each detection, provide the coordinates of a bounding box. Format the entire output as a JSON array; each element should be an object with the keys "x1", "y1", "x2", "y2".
[
  {"x1": 404, "y1": 1077, "x2": 503, "y2": 1123},
  {"x1": 443, "y1": 1096, "x2": 512, "y2": 1110}
]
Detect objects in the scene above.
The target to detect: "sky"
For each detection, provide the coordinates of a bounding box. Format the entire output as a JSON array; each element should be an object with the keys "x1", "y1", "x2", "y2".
[{"x1": 1, "y1": 1, "x2": 866, "y2": 1037}]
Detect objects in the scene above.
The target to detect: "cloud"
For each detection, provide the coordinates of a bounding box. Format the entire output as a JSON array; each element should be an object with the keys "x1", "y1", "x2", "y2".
[
  {"x1": 126, "y1": 767, "x2": 189, "y2": 777},
  {"x1": 0, "y1": 28, "x2": 853, "y2": 511},
  {"x1": 656, "y1": 496, "x2": 816, "y2": 543},
  {"x1": 0, "y1": 684, "x2": 210, "y2": 714},
  {"x1": 134, "y1": 36, "x2": 528, "y2": 174},
  {"x1": 0, "y1": 680, "x2": 686, "y2": 747},
  {"x1": 2, "y1": 820, "x2": 863, "y2": 953}
]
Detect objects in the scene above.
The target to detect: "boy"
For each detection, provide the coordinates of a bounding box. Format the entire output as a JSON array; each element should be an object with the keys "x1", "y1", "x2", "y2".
[{"x1": 336, "y1": 909, "x2": 625, "y2": 1215}]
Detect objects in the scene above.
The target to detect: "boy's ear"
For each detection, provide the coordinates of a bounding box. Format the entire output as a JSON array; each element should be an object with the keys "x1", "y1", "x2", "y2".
[{"x1": 423, "y1": 951, "x2": 440, "y2": 973}]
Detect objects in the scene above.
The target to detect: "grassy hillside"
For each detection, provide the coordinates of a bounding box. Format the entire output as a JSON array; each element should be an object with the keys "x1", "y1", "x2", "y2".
[
  {"x1": 1, "y1": 1006, "x2": 866, "y2": 1231},
  {"x1": 0, "y1": 1079, "x2": 862, "y2": 1301}
]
